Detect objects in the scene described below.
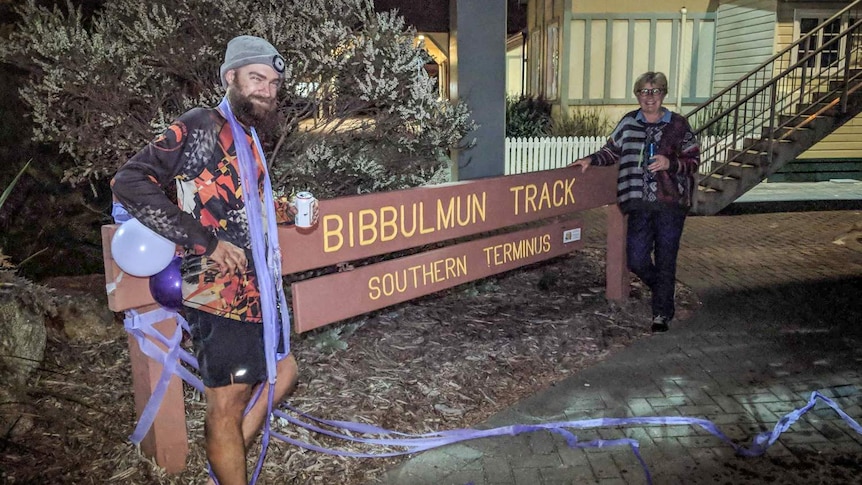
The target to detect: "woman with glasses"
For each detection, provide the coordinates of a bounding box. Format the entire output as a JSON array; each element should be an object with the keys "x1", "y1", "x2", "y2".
[{"x1": 570, "y1": 71, "x2": 700, "y2": 332}]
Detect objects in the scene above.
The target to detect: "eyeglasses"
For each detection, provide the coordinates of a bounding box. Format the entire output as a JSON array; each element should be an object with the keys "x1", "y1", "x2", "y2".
[{"x1": 636, "y1": 88, "x2": 665, "y2": 97}]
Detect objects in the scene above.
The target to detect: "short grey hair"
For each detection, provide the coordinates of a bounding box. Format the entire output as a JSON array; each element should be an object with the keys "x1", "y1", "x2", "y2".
[{"x1": 633, "y1": 72, "x2": 668, "y2": 95}]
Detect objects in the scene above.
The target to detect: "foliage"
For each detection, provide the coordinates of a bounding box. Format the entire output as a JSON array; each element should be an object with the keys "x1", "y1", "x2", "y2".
[
  {"x1": 0, "y1": 160, "x2": 30, "y2": 215},
  {"x1": 310, "y1": 321, "x2": 363, "y2": 353},
  {"x1": 0, "y1": 160, "x2": 32, "y2": 271},
  {"x1": 0, "y1": 252, "x2": 12, "y2": 271},
  {"x1": 1, "y1": 0, "x2": 474, "y2": 197},
  {"x1": 505, "y1": 97, "x2": 612, "y2": 138},
  {"x1": 0, "y1": 270, "x2": 58, "y2": 319},
  {"x1": 549, "y1": 107, "x2": 612, "y2": 137},
  {"x1": 0, "y1": 152, "x2": 109, "y2": 279},
  {"x1": 689, "y1": 101, "x2": 733, "y2": 137},
  {"x1": 505, "y1": 95, "x2": 551, "y2": 137},
  {"x1": 459, "y1": 278, "x2": 500, "y2": 298},
  {"x1": 0, "y1": 162, "x2": 60, "y2": 320}
]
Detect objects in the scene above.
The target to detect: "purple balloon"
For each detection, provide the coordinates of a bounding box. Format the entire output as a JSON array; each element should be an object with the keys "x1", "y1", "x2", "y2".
[{"x1": 149, "y1": 257, "x2": 183, "y2": 311}]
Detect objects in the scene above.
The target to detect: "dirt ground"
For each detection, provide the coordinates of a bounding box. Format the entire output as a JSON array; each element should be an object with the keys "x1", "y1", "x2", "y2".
[{"x1": 1, "y1": 248, "x2": 700, "y2": 484}]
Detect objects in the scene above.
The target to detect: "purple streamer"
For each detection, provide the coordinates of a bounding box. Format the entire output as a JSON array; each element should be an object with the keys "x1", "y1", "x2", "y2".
[
  {"x1": 123, "y1": 309, "x2": 202, "y2": 444},
  {"x1": 112, "y1": 201, "x2": 132, "y2": 223},
  {"x1": 121, "y1": 308, "x2": 861, "y2": 485},
  {"x1": 218, "y1": 97, "x2": 292, "y2": 484},
  {"x1": 217, "y1": 97, "x2": 291, "y2": 370}
]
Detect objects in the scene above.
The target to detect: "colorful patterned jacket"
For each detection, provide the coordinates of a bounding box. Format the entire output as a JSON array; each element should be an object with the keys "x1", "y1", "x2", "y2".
[{"x1": 112, "y1": 107, "x2": 293, "y2": 323}]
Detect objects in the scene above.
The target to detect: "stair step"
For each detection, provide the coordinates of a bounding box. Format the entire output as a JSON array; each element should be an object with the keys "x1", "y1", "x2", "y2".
[
  {"x1": 796, "y1": 102, "x2": 840, "y2": 117},
  {"x1": 778, "y1": 113, "x2": 831, "y2": 126},
  {"x1": 808, "y1": 90, "x2": 862, "y2": 101},
  {"x1": 744, "y1": 137, "x2": 795, "y2": 151},
  {"x1": 776, "y1": 114, "x2": 838, "y2": 134},
  {"x1": 700, "y1": 172, "x2": 740, "y2": 192},
  {"x1": 727, "y1": 149, "x2": 769, "y2": 165},
  {"x1": 759, "y1": 126, "x2": 814, "y2": 143},
  {"x1": 828, "y1": 79, "x2": 856, "y2": 91},
  {"x1": 716, "y1": 161, "x2": 761, "y2": 179},
  {"x1": 742, "y1": 138, "x2": 762, "y2": 149},
  {"x1": 692, "y1": 183, "x2": 738, "y2": 216}
]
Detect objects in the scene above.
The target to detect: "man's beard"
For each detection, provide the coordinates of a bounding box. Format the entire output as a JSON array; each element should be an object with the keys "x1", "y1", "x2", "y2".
[{"x1": 226, "y1": 80, "x2": 279, "y2": 137}]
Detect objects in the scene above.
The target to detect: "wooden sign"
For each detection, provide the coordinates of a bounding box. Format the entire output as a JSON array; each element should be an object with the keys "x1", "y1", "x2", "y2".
[
  {"x1": 291, "y1": 219, "x2": 584, "y2": 332},
  {"x1": 101, "y1": 165, "x2": 625, "y2": 473},
  {"x1": 278, "y1": 166, "x2": 616, "y2": 273}
]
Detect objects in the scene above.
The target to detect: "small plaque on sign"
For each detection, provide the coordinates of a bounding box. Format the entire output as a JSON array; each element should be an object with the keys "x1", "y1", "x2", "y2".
[{"x1": 563, "y1": 228, "x2": 582, "y2": 243}]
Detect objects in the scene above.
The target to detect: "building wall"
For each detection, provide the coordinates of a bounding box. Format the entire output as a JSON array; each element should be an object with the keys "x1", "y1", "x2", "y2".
[
  {"x1": 566, "y1": 13, "x2": 715, "y2": 104},
  {"x1": 571, "y1": 0, "x2": 717, "y2": 15},
  {"x1": 523, "y1": 0, "x2": 717, "y2": 132},
  {"x1": 525, "y1": 0, "x2": 567, "y2": 99},
  {"x1": 522, "y1": 0, "x2": 862, "y2": 168},
  {"x1": 712, "y1": 0, "x2": 777, "y2": 93},
  {"x1": 562, "y1": 1, "x2": 720, "y2": 110},
  {"x1": 797, "y1": 117, "x2": 862, "y2": 159}
]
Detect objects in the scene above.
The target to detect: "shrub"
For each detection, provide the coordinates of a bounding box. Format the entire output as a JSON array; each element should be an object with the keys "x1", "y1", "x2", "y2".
[
  {"x1": 505, "y1": 95, "x2": 551, "y2": 137},
  {"x1": 549, "y1": 107, "x2": 612, "y2": 137},
  {"x1": 1, "y1": 0, "x2": 474, "y2": 197},
  {"x1": 690, "y1": 102, "x2": 733, "y2": 137}
]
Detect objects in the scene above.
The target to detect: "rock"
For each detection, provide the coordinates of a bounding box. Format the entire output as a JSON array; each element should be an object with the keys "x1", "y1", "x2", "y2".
[
  {"x1": 42, "y1": 274, "x2": 119, "y2": 342},
  {"x1": 0, "y1": 296, "x2": 47, "y2": 437},
  {"x1": 52, "y1": 294, "x2": 118, "y2": 342}
]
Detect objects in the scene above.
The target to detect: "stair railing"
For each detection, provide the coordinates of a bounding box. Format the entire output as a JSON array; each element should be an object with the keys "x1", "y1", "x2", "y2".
[{"x1": 687, "y1": 1, "x2": 862, "y2": 181}]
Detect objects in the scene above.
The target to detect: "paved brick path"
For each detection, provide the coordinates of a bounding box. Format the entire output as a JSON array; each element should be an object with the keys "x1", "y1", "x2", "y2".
[
  {"x1": 375, "y1": 208, "x2": 862, "y2": 485},
  {"x1": 678, "y1": 211, "x2": 862, "y2": 293}
]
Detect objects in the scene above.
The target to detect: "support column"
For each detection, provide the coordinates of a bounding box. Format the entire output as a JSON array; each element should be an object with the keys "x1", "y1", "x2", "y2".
[{"x1": 449, "y1": 0, "x2": 507, "y2": 180}]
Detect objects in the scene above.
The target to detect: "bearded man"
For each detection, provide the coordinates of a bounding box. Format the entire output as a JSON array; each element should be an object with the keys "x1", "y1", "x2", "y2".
[{"x1": 112, "y1": 36, "x2": 313, "y2": 484}]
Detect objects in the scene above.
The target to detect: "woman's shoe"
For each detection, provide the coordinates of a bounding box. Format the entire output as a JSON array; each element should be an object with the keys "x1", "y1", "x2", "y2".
[{"x1": 651, "y1": 315, "x2": 670, "y2": 332}]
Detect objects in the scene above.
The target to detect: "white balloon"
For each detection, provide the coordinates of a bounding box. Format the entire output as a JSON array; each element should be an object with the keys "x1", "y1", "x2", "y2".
[{"x1": 111, "y1": 218, "x2": 176, "y2": 277}]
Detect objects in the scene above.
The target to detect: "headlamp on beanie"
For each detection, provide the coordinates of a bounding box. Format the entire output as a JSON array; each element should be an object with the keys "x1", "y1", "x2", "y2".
[{"x1": 220, "y1": 35, "x2": 285, "y2": 88}]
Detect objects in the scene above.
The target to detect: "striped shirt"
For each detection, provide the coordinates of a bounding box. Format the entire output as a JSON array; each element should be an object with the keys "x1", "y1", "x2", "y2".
[{"x1": 588, "y1": 108, "x2": 699, "y2": 213}]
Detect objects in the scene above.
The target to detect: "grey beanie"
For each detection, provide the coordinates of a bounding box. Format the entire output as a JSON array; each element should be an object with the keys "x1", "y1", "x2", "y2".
[{"x1": 219, "y1": 35, "x2": 286, "y2": 88}]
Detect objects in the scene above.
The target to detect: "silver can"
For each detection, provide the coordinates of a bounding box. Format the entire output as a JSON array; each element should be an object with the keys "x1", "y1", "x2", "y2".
[{"x1": 293, "y1": 191, "x2": 315, "y2": 228}]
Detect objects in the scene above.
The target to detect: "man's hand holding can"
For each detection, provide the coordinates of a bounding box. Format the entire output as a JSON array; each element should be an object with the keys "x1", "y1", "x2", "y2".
[{"x1": 292, "y1": 191, "x2": 318, "y2": 228}]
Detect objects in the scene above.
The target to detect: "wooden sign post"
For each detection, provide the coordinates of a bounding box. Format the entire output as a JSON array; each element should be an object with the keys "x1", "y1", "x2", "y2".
[{"x1": 101, "y1": 227, "x2": 189, "y2": 474}]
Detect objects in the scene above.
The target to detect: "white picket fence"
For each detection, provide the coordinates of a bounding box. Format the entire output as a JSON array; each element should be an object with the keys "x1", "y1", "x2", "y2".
[
  {"x1": 505, "y1": 136, "x2": 728, "y2": 175},
  {"x1": 504, "y1": 136, "x2": 605, "y2": 175}
]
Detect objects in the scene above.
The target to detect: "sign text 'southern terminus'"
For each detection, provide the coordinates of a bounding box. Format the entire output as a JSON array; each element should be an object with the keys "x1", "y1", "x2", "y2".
[{"x1": 291, "y1": 220, "x2": 584, "y2": 332}]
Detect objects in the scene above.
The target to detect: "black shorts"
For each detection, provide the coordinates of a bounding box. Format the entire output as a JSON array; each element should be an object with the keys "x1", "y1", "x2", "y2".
[{"x1": 186, "y1": 309, "x2": 283, "y2": 388}]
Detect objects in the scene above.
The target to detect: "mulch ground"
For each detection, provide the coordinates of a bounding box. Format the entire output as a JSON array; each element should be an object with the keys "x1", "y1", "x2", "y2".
[{"x1": 1, "y1": 248, "x2": 701, "y2": 484}]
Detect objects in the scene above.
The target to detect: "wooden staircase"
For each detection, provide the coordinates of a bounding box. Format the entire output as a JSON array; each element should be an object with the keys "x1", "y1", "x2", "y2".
[{"x1": 687, "y1": 1, "x2": 862, "y2": 215}]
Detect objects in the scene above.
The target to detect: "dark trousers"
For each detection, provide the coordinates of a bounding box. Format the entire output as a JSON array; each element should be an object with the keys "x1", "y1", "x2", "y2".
[{"x1": 626, "y1": 209, "x2": 687, "y2": 320}]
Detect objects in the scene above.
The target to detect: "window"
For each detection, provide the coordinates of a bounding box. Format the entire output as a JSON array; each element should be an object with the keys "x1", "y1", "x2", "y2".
[
  {"x1": 796, "y1": 11, "x2": 856, "y2": 71},
  {"x1": 529, "y1": 30, "x2": 542, "y2": 96},
  {"x1": 566, "y1": 13, "x2": 715, "y2": 104}
]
